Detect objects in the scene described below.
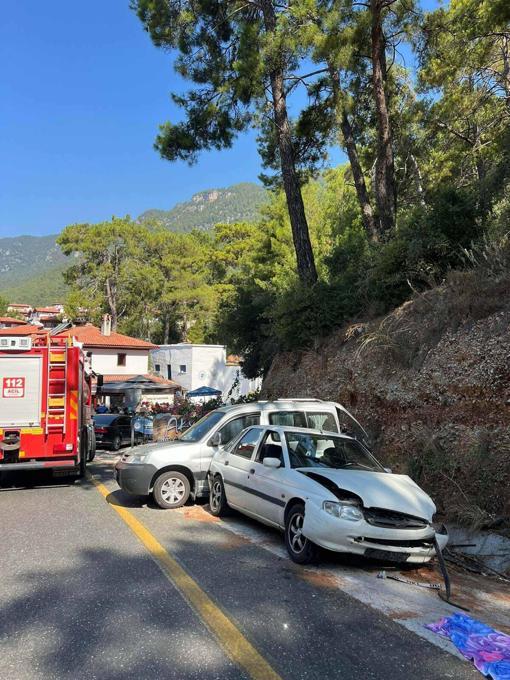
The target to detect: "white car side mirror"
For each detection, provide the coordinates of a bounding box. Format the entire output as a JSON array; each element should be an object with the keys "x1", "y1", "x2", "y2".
[
  {"x1": 384, "y1": 467, "x2": 392, "y2": 474},
  {"x1": 208, "y1": 432, "x2": 222, "y2": 447},
  {"x1": 263, "y1": 457, "x2": 281, "y2": 469}
]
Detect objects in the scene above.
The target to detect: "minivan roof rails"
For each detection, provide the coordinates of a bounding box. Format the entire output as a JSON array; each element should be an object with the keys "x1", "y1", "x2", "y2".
[{"x1": 274, "y1": 398, "x2": 324, "y2": 402}]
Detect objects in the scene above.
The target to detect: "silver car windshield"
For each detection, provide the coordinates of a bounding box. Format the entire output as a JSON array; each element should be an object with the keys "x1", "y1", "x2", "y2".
[
  {"x1": 179, "y1": 411, "x2": 225, "y2": 442},
  {"x1": 285, "y1": 432, "x2": 384, "y2": 472}
]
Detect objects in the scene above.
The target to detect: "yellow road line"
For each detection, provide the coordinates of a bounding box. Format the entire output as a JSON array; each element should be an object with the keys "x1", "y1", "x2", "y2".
[{"x1": 88, "y1": 474, "x2": 281, "y2": 680}]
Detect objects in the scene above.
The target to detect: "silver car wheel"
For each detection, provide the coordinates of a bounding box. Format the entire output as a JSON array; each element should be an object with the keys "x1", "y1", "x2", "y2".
[
  {"x1": 289, "y1": 512, "x2": 306, "y2": 553},
  {"x1": 211, "y1": 479, "x2": 222, "y2": 512},
  {"x1": 160, "y1": 477, "x2": 186, "y2": 505}
]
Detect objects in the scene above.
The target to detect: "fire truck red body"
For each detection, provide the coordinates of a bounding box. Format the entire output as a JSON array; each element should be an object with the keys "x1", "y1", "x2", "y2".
[{"x1": 0, "y1": 332, "x2": 95, "y2": 476}]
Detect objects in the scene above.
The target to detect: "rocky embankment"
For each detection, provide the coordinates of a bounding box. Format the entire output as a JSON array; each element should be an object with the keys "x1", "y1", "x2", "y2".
[{"x1": 262, "y1": 269, "x2": 510, "y2": 533}]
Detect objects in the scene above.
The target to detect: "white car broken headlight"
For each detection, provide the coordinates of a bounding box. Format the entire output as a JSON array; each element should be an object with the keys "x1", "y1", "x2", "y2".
[{"x1": 323, "y1": 500, "x2": 363, "y2": 522}]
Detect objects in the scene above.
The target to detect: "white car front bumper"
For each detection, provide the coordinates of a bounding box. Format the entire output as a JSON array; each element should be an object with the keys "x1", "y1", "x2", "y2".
[{"x1": 302, "y1": 501, "x2": 448, "y2": 564}]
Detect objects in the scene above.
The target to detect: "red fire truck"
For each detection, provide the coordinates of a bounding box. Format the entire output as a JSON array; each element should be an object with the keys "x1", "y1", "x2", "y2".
[{"x1": 0, "y1": 331, "x2": 96, "y2": 477}]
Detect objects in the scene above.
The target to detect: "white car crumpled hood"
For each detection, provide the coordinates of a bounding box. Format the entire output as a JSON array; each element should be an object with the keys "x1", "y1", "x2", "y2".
[{"x1": 299, "y1": 468, "x2": 436, "y2": 521}]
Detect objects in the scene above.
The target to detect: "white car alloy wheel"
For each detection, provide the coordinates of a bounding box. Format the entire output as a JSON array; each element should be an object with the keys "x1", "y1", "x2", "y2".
[
  {"x1": 153, "y1": 471, "x2": 191, "y2": 509},
  {"x1": 209, "y1": 475, "x2": 230, "y2": 517},
  {"x1": 210, "y1": 479, "x2": 222, "y2": 512},
  {"x1": 289, "y1": 512, "x2": 306, "y2": 553},
  {"x1": 285, "y1": 504, "x2": 319, "y2": 565}
]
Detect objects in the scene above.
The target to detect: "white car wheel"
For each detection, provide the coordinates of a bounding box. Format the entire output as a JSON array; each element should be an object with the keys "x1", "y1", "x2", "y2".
[
  {"x1": 285, "y1": 503, "x2": 319, "y2": 565},
  {"x1": 209, "y1": 476, "x2": 230, "y2": 517}
]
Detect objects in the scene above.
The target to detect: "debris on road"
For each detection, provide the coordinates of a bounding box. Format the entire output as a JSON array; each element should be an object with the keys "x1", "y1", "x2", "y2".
[{"x1": 377, "y1": 570, "x2": 440, "y2": 590}]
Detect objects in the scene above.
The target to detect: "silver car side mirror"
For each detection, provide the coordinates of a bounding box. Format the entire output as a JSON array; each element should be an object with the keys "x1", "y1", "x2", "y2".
[
  {"x1": 208, "y1": 432, "x2": 222, "y2": 447},
  {"x1": 384, "y1": 467, "x2": 392, "y2": 474},
  {"x1": 263, "y1": 457, "x2": 281, "y2": 469}
]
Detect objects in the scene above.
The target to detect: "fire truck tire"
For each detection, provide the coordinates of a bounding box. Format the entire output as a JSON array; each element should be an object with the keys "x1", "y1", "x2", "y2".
[
  {"x1": 153, "y1": 471, "x2": 190, "y2": 509},
  {"x1": 88, "y1": 426, "x2": 96, "y2": 462},
  {"x1": 77, "y1": 428, "x2": 88, "y2": 478}
]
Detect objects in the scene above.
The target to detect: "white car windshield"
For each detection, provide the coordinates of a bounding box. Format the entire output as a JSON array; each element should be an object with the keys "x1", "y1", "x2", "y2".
[
  {"x1": 179, "y1": 411, "x2": 225, "y2": 442},
  {"x1": 285, "y1": 432, "x2": 384, "y2": 472}
]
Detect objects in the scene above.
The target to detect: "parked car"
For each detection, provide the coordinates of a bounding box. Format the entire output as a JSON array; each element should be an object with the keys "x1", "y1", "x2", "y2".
[
  {"x1": 93, "y1": 414, "x2": 141, "y2": 451},
  {"x1": 115, "y1": 399, "x2": 365, "y2": 509},
  {"x1": 208, "y1": 425, "x2": 449, "y2": 565},
  {"x1": 133, "y1": 415, "x2": 153, "y2": 440}
]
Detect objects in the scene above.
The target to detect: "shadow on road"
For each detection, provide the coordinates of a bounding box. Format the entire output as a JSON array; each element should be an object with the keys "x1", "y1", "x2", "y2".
[
  {"x1": 0, "y1": 540, "x2": 477, "y2": 680},
  {"x1": 0, "y1": 469, "x2": 77, "y2": 492},
  {"x1": 0, "y1": 546, "x2": 242, "y2": 680}
]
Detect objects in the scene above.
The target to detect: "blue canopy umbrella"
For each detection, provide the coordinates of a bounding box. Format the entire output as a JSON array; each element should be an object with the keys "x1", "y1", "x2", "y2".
[{"x1": 186, "y1": 385, "x2": 222, "y2": 398}]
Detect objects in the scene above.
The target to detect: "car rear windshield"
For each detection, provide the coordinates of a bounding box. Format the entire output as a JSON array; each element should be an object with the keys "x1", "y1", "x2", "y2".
[
  {"x1": 93, "y1": 415, "x2": 117, "y2": 425},
  {"x1": 179, "y1": 410, "x2": 226, "y2": 442},
  {"x1": 269, "y1": 411, "x2": 338, "y2": 432},
  {"x1": 285, "y1": 432, "x2": 384, "y2": 472}
]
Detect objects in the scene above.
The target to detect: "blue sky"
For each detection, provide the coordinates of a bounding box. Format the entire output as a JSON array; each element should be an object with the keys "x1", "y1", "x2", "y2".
[
  {"x1": 0, "y1": 1, "x2": 264, "y2": 237},
  {"x1": 1, "y1": 0, "x2": 440, "y2": 238}
]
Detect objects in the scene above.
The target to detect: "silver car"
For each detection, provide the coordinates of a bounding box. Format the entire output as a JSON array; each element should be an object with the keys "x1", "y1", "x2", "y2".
[{"x1": 115, "y1": 399, "x2": 365, "y2": 509}]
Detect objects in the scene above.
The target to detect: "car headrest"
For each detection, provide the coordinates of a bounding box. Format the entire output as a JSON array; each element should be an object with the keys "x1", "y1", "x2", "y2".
[{"x1": 261, "y1": 443, "x2": 283, "y2": 461}]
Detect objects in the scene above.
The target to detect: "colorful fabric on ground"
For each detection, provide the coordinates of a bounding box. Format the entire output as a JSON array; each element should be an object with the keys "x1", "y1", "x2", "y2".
[{"x1": 425, "y1": 613, "x2": 510, "y2": 680}]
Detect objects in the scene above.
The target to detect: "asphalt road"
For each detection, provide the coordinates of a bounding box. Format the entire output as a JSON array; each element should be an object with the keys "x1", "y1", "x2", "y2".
[{"x1": 0, "y1": 455, "x2": 480, "y2": 680}]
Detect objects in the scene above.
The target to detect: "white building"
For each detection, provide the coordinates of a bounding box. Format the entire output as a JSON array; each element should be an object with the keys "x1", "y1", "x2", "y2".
[
  {"x1": 151, "y1": 343, "x2": 261, "y2": 401},
  {"x1": 56, "y1": 321, "x2": 181, "y2": 403},
  {"x1": 56, "y1": 322, "x2": 155, "y2": 376}
]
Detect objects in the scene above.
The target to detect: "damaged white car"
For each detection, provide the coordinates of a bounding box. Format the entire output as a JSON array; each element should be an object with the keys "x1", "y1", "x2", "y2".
[{"x1": 208, "y1": 425, "x2": 448, "y2": 564}]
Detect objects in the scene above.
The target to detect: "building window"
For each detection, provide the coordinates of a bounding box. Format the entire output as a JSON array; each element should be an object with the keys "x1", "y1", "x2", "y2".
[
  {"x1": 179, "y1": 365, "x2": 187, "y2": 374},
  {"x1": 154, "y1": 364, "x2": 161, "y2": 373},
  {"x1": 117, "y1": 353, "x2": 126, "y2": 367},
  {"x1": 167, "y1": 365, "x2": 172, "y2": 380}
]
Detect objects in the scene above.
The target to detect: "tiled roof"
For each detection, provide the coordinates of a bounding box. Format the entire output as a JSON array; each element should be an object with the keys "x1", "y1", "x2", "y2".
[
  {"x1": 0, "y1": 324, "x2": 45, "y2": 336},
  {"x1": 56, "y1": 324, "x2": 157, "y2": 350},
  {"x1": 99, "y1": 374, "x2": 181, "y2": 389},
  {"x1": 0, "y1": 317, "x2": 27, "y2": 325},
  {"x1": 34, "y1": 308, "x2": 61, "y2": 314}
]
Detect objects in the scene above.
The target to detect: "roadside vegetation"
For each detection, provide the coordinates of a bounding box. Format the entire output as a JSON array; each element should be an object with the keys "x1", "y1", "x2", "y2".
[{"x1": 57, "y1": 0, "x2": 509, "y2": 379}]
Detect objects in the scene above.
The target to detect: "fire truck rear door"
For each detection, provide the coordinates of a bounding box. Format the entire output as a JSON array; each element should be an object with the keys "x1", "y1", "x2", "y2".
[{"x1": 0, "y1": 356, "x2": 43, "y2": 427}]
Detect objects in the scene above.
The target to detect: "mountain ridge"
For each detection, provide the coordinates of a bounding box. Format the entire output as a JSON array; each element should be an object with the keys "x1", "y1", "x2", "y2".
[
  {"x1": 138, "y1": 182, "x2": 267, "y2": 232},
  {"x1": 0, "y1": 182, "x2": 267, "y2": 304}
]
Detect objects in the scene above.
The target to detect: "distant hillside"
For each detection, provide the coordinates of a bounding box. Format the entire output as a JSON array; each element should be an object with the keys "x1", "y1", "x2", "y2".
[
  {"x1": 138, "y1": 182, "x2": 268, "y2": 231},
  {"x1": 0, "y1": 235, "x2": 68, "y2": 304},
  {"x1": 0, "y1": 262, "x2": 69, "y2": 306},
  {"x1": 0, "y1": 182, "x2": 268, "y2": 305}
]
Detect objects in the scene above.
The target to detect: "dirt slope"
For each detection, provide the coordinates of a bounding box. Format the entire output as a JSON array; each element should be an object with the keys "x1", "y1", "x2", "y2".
[{"x1": 262, "y1": 270, "x2": 510, "y2": 529}]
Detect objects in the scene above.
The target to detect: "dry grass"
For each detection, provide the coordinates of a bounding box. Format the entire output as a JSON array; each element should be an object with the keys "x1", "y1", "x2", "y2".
[
  {"x1": 406, "y1": 427, "x2": 509, "y2": 531},
  {"x1": 355, "y1": 259, "x2": 510, "y2": 370}
]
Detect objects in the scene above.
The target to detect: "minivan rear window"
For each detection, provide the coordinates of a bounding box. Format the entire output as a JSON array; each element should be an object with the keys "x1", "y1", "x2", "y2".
[
  {"x1": 307, "y1": 412, "x2": 337, "y2": 432},
  {"x1": 268, "y1": 411, "x2": 307, "y2": 428},
  {"x1": 268, "y1": 411, "x2": 338, "y2": 432}
]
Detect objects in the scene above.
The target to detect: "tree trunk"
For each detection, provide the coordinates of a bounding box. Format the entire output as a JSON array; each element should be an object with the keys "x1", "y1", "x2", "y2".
[
  {"x1": 475, "y1": 154, "x2": 489, "y2": 219},
  {"x1": 163, "y1": 313, "x2": 170, "y2": 345},
  {"x1": 328, "y1": 64, "x2": 378, "y2": 241},
  {"x1": 341, "y1": 112, "x2": 380, "y2": 241},
  {"x1": 502, "y1": 35, "x2": 510, "y2": 113},
  {"x1": 105, "y1": 278, "x2": 118, "y2": 331},
  {"x1": 370, "y1": 0, "x2": 396, "y2": 237},
  {"x1": 409, "y1": 153, "x2": 426, "y2": 206},
  {"x1": 260, "y1": 0, "x2": 318, "y2": 286}
]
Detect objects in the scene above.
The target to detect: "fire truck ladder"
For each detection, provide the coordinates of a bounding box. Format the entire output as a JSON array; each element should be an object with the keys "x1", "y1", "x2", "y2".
[{"x1": 45, "y1": 339, "x2": 68, "y2": 435}]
